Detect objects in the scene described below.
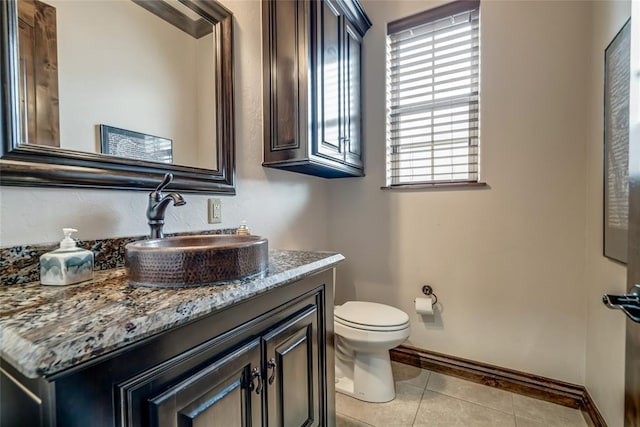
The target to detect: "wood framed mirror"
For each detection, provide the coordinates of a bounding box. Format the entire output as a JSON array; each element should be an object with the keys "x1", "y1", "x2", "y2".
[{"x1": 0, "y1": 0, "x2": 235, "y2": 193}]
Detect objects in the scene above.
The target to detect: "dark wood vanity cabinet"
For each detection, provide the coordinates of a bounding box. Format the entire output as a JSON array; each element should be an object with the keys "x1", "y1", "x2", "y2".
[
  {"x1": 262, "y1": 0, "x2": 371, "y2": 178},
  {"x1": 0, "y1": 270, "x2": 335, "y2": 427},
  {"x1": 143, "y1": 304, "x2": 320, "y2": 427}
]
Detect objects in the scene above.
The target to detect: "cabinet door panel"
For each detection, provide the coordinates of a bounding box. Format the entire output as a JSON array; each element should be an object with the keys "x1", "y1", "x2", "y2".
[
  {"x1": 177, "y1": 379, "x2": 242, "y2": 427},
  {"x1": 314, "y1": 0, "x2": 343, "y2": 161},
  {"x1": 343, "y1": 21, "x2": 363, "y2": 168},
  {"x1": 280, "y1": 328, "x2": 311, "y2": 426},
  {"x1": 149, "y1": 339, "x2": 261, "y2": 427},
  {"x1": 264, "y1": 0, "x2": 307, "y2": 153},
  {"x1": 264, "y1": 305, "x2": 319, "y2": 427}
]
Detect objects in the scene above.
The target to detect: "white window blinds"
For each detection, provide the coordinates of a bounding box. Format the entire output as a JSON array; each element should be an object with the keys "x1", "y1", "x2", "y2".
[{"x1": 386, "y1": 1, "x2": 480, "y2": 186}]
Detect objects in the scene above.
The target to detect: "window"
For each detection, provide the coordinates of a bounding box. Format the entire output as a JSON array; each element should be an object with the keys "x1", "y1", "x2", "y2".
[{"x1": 386, "y1": 0, "x2": 480, "y2": 187}]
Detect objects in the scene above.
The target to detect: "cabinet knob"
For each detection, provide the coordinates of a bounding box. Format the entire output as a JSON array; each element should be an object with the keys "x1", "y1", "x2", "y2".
[
  {"x1": 267, "y1": 358, "x2": 277, "y2": 385},
  {"x1": 250, "y1": 367, "x2": 262, "y2": 395}
]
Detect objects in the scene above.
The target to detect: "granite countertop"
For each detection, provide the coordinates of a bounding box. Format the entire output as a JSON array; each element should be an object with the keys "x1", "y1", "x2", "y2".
[{"x1": 0, "y1": 249, "x2": 344, "y2": 379}]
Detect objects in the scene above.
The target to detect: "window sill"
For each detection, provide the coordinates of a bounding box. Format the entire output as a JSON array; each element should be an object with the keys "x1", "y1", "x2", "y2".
[{"x1": 380, "y1": 182, "x2": 489, "y2": 191}]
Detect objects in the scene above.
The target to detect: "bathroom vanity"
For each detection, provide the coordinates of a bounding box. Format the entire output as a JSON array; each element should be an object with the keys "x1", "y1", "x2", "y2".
[{"x1": 0, "y1": 250, "x2": 342, "y2": 427}]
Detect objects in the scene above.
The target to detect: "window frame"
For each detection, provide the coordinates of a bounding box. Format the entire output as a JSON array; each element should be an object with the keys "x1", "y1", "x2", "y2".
[{"x1": 382, "y1": 0, "x2": 486, "y2": 190}]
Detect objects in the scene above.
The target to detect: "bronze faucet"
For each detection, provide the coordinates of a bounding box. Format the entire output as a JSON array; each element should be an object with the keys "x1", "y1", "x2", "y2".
[{"x1": 147, "y1": 173, "x2": 186, "y2": 239}]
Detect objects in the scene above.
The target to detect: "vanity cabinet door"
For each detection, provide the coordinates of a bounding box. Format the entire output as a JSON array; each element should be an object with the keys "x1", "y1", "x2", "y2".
[
  {"x1": 148, "y1": 339, "x2": 262, "y2": 427},
  {"x1": 263, "y1": 305, "x2": 320, "y2": 427}
]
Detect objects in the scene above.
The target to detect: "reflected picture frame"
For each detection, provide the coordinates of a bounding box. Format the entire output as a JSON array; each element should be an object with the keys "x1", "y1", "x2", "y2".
[
  {"x1": 99, "y1": 125, "x2": 173, "y2": 164},
  {"x1": 603, "y1": 18, "x2": 631, "y2": 264}
]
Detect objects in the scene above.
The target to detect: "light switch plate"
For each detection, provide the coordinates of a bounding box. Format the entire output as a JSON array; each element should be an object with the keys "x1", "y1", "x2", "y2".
[{"x1": 208, "y1": 198, "x2": 222, "y2": 224}]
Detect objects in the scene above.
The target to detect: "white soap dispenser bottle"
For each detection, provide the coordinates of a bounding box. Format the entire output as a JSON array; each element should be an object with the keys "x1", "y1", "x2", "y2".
[{"x1": 40, "y1": 228, "x2": 94, "y2": 286}]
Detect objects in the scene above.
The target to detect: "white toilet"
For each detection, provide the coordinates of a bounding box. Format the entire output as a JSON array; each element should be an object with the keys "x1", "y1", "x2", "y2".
[{"x1": 334, "y1": 301, "x2": 410, "y2": 403}]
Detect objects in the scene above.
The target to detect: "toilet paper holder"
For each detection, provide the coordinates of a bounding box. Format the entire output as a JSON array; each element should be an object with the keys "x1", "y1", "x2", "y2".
[{"x1": 421, "y1": 285, "x2": 438, "y2": 305}]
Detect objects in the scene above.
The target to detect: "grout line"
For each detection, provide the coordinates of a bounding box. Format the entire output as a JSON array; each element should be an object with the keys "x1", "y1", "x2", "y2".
[
  {"x1": 422, "y1": 369, "x2": 431, "y2": 392},
  {"x1": 336, "y1": 411, "x2": 375, "y2": 426},
  {"x1": 411, "y1": 381, "x2": 429, "y2": 427},
  {"x1": 510, "y1": 390, "x2": 515, "y2": 416},
  {"x1": 515, "y1": 415, "x2": 551, "y2": 426},
  {"x1": 423, "y1": 383, "x2": 515, "y2": 416},
  {"x1": 423, "y1": 387, "x2": 518, "y2": 416}
]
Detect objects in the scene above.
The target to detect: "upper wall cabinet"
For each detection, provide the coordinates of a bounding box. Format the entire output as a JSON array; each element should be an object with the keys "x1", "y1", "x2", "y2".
[{"x1": 262, "y1": 0, "x2": 371, "y2": 178}]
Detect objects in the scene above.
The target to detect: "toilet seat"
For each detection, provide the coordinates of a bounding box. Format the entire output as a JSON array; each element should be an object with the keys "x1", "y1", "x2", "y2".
[
  {"x1": 334, "y1": 320, "x2": 410, "y2": 346},
  {"x1": 335, "y1": 317, "x2": 409, "y2": 332},
  {"x1": 335, "y1": 301, "x2": 409, "y2": 331}
]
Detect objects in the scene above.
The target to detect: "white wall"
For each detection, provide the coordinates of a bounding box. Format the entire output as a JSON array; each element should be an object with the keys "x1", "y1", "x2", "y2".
[
  {"x1": 584, "y1": 2, "x2": 630, "y2": 426},
  {"x1": 329, "y1": 0, "x2": 592, "y2": 385},
  {"x1": 0, "y1": 0, "x2": 331, "y2": 253}
]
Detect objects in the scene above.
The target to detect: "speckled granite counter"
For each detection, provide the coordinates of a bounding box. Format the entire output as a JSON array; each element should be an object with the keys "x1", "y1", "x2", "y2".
[{"x1": 0, "y1": 250, "x2": 343, "y2": 379}]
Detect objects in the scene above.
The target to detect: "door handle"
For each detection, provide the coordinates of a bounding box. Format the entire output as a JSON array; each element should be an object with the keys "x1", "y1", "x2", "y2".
[
  {"x1": 603, "y1": 284, "x2": 640, "y2": 323},
  {"x1": 249, "y1": 367, "x2": 262, "y2": 395},
  {"x1": 267, "y1": 358, "x2": 277, "y2": 385}
]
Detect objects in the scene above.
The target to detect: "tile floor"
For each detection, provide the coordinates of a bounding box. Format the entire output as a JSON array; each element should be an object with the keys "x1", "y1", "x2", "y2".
[{"x1": 335, "y1": 362, "x2": 588, "y2": 427}]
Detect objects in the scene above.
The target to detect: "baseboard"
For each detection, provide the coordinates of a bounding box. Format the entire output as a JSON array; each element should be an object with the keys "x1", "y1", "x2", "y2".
[
  {"x1": 390, "y1": 344, "x2": 607, "y2": 427},
  {"x1": 582, "y1": 389, "x2": 608, "y2": 427}
]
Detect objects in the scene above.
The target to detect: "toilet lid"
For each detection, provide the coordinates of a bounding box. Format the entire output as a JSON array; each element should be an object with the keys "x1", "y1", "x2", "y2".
[{"x1": 335, "y1": 301, "x2": 409, "y2": 328}]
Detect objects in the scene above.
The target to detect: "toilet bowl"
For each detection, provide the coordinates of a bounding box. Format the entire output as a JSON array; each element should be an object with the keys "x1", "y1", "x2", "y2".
[{"x1": 334, "y1": 301, "x2": 410, "y2": 403}]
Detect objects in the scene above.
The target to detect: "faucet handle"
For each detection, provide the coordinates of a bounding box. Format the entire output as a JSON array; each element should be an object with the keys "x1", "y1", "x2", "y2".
[{"x1": 154, "y1": 173, "x2": 173, "y2": 194}]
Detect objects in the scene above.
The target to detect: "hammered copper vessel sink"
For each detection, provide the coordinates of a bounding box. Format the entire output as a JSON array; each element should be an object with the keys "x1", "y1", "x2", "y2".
[{"x1": 125, "y1": 235, "x2": 268, "y2": 288}]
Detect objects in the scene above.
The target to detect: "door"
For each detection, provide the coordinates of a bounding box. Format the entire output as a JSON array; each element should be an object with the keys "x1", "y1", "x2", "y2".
[
  {"x1": 625, "y1": 3, "x2": 640, "y2": 425},
  {"x1": 263, "y1": 305, "x2": 320, "y2": 427},
  {"x1": 314, "y1": 0, "x2": 344, "y2": 162},
  {"x1": 148, "y1": 339, "x2": 262, "y2": 427},
  {"x1": 17, "y1": 0, "x2": 59, "y2": 147},
  {"x1": 342, "y1": 19, "x2": 363, "y2": 169}
]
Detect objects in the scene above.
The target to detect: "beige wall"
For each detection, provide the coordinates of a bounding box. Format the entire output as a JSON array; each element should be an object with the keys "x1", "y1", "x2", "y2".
[
  {"x1": 52, "y1": 0, "x2": 201, "y2": 166},
  {"x1": 0, "y1": 0, "x2": 331, "y2": 252},
  {"x1": 329, "y1": 0, "x2": 592, "y2": 385},
  {"x1": 0, "y1": 0, "x2": 633, "y2": 424},
  {"x1": 196, "y1": 33, "x2": 218, "y2": 169},
  {"x1": 584, "y1": 2, "x2": 630, "y2": 426}
]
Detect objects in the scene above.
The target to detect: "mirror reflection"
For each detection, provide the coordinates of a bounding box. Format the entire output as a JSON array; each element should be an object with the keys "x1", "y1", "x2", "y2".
[{"x1": 17, "y1": 0, "x2": 217, "y2": 170}]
